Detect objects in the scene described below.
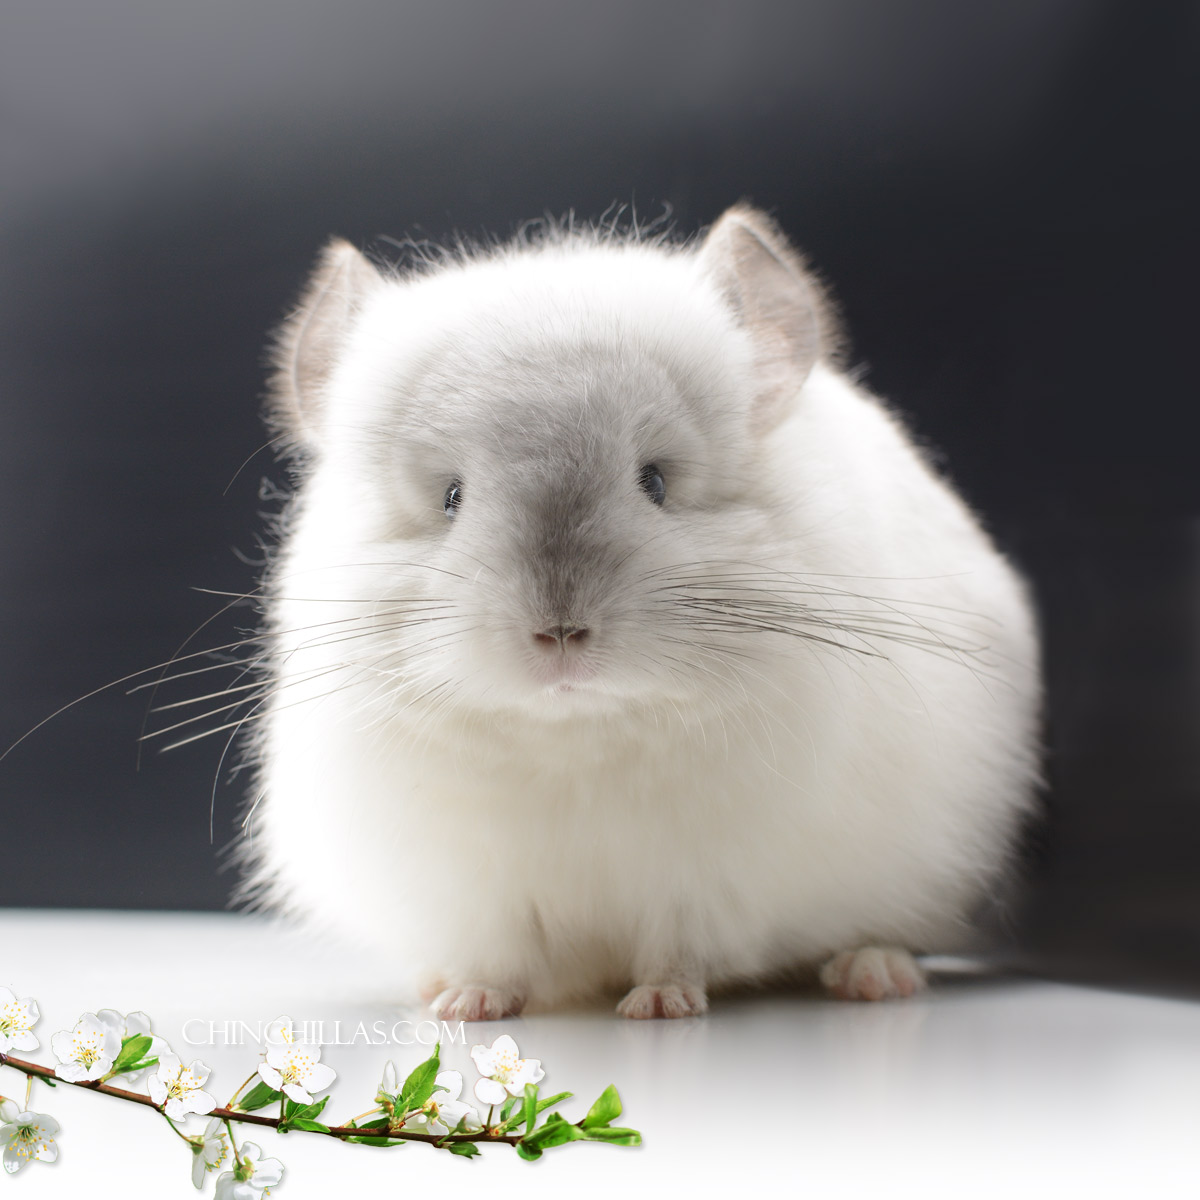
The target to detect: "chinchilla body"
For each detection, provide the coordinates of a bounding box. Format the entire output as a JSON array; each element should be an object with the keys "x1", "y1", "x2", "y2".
[{"x1": 238, "y1": 207, "x2": 1041, "y2": 1018}]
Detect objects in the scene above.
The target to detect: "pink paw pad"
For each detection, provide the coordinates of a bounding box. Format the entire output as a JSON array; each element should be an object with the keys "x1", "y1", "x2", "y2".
[
  {"x1": 430, "y1": 985, "x2": 526, "y2": 1021},
  {"x1": 819, "y1": 947, "x2": 926, "y2": 1001},
  {"x1": 616, "y1": 983, "x2": 708, "y2": 1020}
]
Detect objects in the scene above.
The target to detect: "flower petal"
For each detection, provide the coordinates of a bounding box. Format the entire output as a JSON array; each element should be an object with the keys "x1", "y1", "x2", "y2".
[
  {"x1": 491, "y1": 1033, "x2": 519, "y2": 1058},
  {"x1": 473, "y1": 1077, "x2": 507, "y2": 1106},
  {"x1": 304, "y1": 1062, "x2": 337, "y2": 1094},
  {"x1": 157, "y1": 1052, "x2": 183, "y2": 1077},
  {"x1": 265, "y1": 1016, "x2": 293, "y2": 1046},
  {"x1": 252, "y1": 1156, "x2": 284, "y2": 1187},
  {"x1": 181, "y1": 1089, "x2": 217, "y2": 1117},
  {"x1": 380, "y1": 1060, "x2": 399, "y2": 1096},
  {"x1": 257, "y1": 1063, "x2": 283, "y2": 1090},
  {"x1": 96, "y1": 1008, "x2": 125, "y2": 1038},
  {"x1": 185, "y1": 1059, "x2": 212, "y2": 1087},
  {"x1": 469, "y1": 1042, "x2": 498, "y2": 1075},
  {"x1": 124, "y1": 1012, "x2": 152, "y2": 1038},
  {"x1": 440, "y1": 1099, "x2": 480, "y2": 1131},
  {"x1": 215, "y1": 1172, "x2": 249, "y2": 1200},
  {"x1": 511, "y1": 1059, "x2": 545, "y2": 1087},
  {"x1": 3, "y1": 1141, "x2": 26, "y2": 1174}
]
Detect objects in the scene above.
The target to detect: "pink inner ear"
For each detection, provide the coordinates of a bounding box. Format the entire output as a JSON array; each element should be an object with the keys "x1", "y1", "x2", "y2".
[
  {"x1": 697, "y1": 209, "x2": 825, "y2": 434},
  {"x1": 270, "y1": 238, "x2": 381, "y2": 451}
]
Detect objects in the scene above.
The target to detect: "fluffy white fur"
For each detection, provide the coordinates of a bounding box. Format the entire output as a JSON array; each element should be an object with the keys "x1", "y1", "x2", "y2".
[{"x1": 241, "y1": 207, "x2": 1041, "y2": 1019}]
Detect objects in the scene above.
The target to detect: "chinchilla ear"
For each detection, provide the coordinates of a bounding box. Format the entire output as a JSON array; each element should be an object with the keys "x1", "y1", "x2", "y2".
[
  {"x1": 698, "y1": 205, "x2": 831, "y2": 433},
  {"x1": 268, "y1": 238, "x2": 381, "y2": 452}
]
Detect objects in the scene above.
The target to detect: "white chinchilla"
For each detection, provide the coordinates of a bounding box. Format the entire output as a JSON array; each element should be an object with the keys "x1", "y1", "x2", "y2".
[{"x1": 238, "y1": 205, "x2": 1041, "y2": 1019}]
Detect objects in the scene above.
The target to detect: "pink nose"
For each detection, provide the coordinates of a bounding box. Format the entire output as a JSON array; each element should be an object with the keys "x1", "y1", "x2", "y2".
[{"x1": 533, "y1": 624, "x2": 590, "y2": 651}]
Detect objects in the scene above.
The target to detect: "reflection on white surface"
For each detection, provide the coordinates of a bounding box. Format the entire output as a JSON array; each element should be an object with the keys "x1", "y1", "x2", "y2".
[{"x1": 1, "y1": 909, "x2": 1198, "y2": 1197}]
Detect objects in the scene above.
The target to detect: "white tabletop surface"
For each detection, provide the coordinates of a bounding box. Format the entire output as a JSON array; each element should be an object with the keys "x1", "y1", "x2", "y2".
[{"x1": 1, "y1": 909, "x2": 1197, "y2": 1197}]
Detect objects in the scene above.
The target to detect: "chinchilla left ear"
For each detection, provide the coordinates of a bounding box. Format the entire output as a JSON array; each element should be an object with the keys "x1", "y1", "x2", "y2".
[
  {"x1": 698, "y1": 205, "x2": 833, "y2": 433},
  {"x1": 268, "y1": 238, "x2": 382, "y2": 453}
]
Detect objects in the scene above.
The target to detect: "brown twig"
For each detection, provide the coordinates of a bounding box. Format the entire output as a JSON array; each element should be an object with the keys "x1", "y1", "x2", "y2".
[{"x1": 0, "y1": 1053, "x2": 522, "y2": 1146}]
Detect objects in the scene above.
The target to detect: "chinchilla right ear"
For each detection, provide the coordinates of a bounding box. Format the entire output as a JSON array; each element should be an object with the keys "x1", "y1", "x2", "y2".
[
  {"x1": 698, "y1": 205, "x2": 837, "y2": 435},
  {"x1": 268, "y1": 238, "x2": 381, "y2": 453}
]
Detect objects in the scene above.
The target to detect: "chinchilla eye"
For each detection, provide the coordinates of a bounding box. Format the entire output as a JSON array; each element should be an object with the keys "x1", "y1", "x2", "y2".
[
  {"x1": 443, "y1": 481, "x2": 463, "y2": 518},
  {"x1": 638, "y1": 464, "x2": 665, "y2": 506}
]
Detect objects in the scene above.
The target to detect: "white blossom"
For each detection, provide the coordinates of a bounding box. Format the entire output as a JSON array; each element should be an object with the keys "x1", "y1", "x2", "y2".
[
  {"x1": 470, "y1": 1034, "x2": 545, "y2": 1106},
  {"x1": 191, "y1": 1117, "x2": 229, "y2": 1189},
  {"x1": 214, "y1": 1142, "x2": 283, "y2": 1199},
  {"x1": 257, "y1": 1014, "x2": 334, "y2": 1105},
  {"x1": 149, "y1": 1054, "x2": 217, "y2": 1120},
  {"x1": 51, "y1": 1012, "x2": 121, "y2": 1082},
  {"x1": 0, "y1": 989, "x2": 39, "y2": 1054},
  {"x1": 399, "y1": 1070, "x2": 480, "y2": 1137},
  {"x1": 0, "y1": 1100, "x2": 59, "y2": 1174}
]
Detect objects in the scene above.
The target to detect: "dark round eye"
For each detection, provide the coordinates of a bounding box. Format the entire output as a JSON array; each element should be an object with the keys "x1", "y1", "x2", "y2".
[
  {"x1": 638, "y1": 463, "x2": 665, "y2": 506},
  {"x1": 443, "y1": 481, "x2": 463, "y2": 518}
]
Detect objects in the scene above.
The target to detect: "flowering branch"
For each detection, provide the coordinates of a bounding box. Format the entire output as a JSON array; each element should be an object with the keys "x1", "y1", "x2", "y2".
[
  {"x1": 0, "y1": 1051, "x2": 526, "y2": 1145},
  {"x1": 0, "y1": 990, "x2": 641, "y2": 1186}
]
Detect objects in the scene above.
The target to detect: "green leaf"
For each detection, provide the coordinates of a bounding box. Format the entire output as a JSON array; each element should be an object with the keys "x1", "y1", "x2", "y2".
[
  {"x1": 582, "y1": 1085, "x2": 622, "y2": 1128},
  {"x1": 280, "y1": 1094, "x2": 330, "y2": 1132},
  {"x1": 396, "y1": 1043, "x2": 441, "y2": 1114},
  {"x1": 522, "y1": 1083, "x2": 538, "y2": 1134},
  {"x1": 515, "y1": 1140, "x2": 542, "y2": 1161},
  {"x1": 344, "y1": 1135, "x2": 405, "y2": 1147},
  {"x1": 522, "y1": 1122, "x2": 585, "y2": 1151},
  {"x1": 447, "y1": 1141, "x2": 480, "y2": 1157},
  {"x1": 112, "y1": 1034, "x2": 153, "y2": 1072},
  {"x1": 498, "y1": 1097, "x2": 517, "y2": 1123},
  {"x1": 41, "y1": 1077, "x2": 56, "y2": 1088},
  {"x1": 579, "y1": 1126, "x2": 642, "y2": 1146},
  {"x1": 497, "y1": 1091, "x2": 573, "y2": 1133},
  {"x1": 520, "y1": 1113, "x2": 587, "y2": 1152},
  {"x1": 289, "y1": 1118, "x2": 331, "y2": 1133},
  {"x1": 120, "y1": 1056, "x2": 158, "y2": 1076},
  {"x1": 236, "y1": 1081, "x2": 282, "y2": 1111}
]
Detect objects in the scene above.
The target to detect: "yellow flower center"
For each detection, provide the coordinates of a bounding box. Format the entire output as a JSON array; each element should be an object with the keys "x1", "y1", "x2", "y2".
[
  {"x1": 0, "y1": 1002, "x2": 28, "y2": 1036},
  {"x1": 13, "y1": 1122, "x2": 51, "y2": 1160},
  {"x1": 168, "y1": 1069, "x2": 199, "y2": 1099}
]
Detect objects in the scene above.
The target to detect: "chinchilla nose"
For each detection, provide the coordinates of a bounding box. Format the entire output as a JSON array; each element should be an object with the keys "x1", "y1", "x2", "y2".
[{"x1": 532, "y1": 624, "x2": 590, "y2": 652}]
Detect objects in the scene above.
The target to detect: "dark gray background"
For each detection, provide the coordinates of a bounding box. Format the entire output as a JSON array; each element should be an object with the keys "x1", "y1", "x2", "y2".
[{"x1": 1, "y1": 1, "x2": 1197, "y2": 991}]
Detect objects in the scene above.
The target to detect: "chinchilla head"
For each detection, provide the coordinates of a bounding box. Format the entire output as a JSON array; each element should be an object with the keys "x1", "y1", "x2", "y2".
[{"x1": 267, "y1": 207, "x2": 834, "y2": 721}]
